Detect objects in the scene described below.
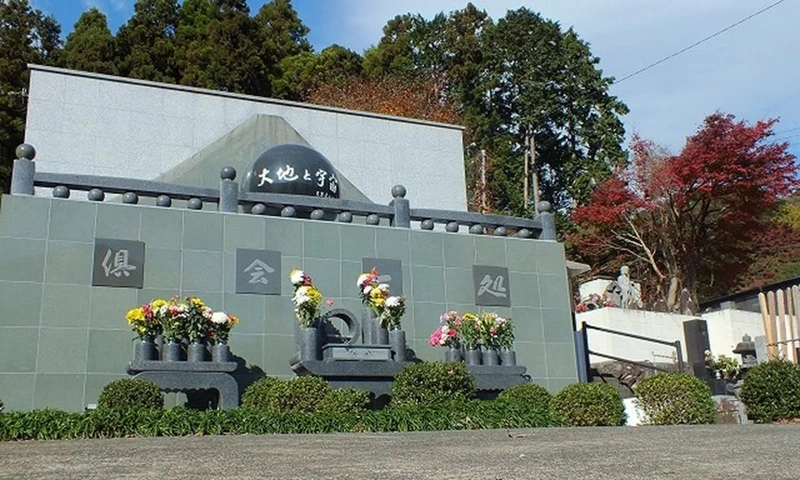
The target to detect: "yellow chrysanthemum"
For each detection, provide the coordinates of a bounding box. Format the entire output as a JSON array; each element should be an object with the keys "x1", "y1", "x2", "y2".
[
  {"x1": 151, "y1": 299, "x2": 167, "y2": 309},
  {"x1": 189, "y1": 297, "x2": 205, "y2": 307},
  {"x1": 373, "y1": 298, "x2": 385, "y2": 307}
]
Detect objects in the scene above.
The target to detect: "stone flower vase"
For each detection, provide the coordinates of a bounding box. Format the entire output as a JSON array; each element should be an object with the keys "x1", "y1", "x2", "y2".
[
  {"x1": 187, "y1": 338, "x2": 207, "y2": 362},
  {"x1": 389, "y1": 327, "x2": 407, "y2": 362},
  {"x1": 445, "y1": 344, "x2": 463, "y2": 363},
  {"x1": 134, "y1": 336, "x2": 158, "y2": 362},
  {"x1": 465, "y1": 345, "x2": 482, "y2": 365},
  {"x1": 300, "y1": 327, "x2": 320, "y2": 362},
  {"x1": 212, "y1": 340, "x2": 230, "y2": 363},
  {"x1": 163, "y1": 338, "x2": 184, "y2": 361},
  {"x1": 482, "y1": 346, "x2": 500, "y2": 366},
  {"x1": 500, "y1": 347, "x2": 517, "y2": 366}
]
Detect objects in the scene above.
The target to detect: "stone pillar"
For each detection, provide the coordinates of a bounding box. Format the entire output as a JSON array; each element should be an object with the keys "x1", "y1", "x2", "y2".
[
  {"x1": 11, "y1": 144, "x2": 36, "y2": 195},
  {"x1": 537, "y1": 201, "x2": 556, "y2": 240},
  {"x1": 219, "y1": 166, "x2": 239, "y2": 213},
  {"x1": 390, "y1": 185, "x2": 410, "y2": 228}
]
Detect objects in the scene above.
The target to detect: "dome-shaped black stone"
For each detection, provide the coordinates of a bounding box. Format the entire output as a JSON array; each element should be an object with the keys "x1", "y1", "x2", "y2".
[{"x1": 242, "y1": 144, "x2": 340, "y2": 198}]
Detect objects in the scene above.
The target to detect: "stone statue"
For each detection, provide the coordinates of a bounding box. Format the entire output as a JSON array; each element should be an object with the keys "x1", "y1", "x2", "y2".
[{"x1": 617, "y1": 266, "x2": 643, "y2": 310}]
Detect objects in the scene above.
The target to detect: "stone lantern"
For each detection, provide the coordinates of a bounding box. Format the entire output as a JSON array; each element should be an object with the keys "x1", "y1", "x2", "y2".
[{"x1": 733, "y1": 334, "x2": 757, "y2": 370}]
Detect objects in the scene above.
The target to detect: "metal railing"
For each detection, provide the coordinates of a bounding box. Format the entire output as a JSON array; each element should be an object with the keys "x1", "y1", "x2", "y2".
[
  {"x1": 10, "y1": 143, "x2": 558, "y2": 240},
  {"x1": 577, "y1": 321, "x2": 685, "y2": 381}
]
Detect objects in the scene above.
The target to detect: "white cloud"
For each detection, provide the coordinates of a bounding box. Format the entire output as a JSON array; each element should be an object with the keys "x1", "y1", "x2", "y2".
[{"x1": 322, "y1": 0, "x2": 800, "y2": 154}]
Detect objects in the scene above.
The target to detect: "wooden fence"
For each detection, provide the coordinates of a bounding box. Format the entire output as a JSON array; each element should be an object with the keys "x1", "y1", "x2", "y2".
[{"x1": 759, "y1": 285, "x2": 800, "y2": 362}]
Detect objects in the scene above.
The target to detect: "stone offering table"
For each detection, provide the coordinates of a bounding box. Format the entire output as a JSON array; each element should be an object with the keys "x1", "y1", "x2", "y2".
[
  {"x1": 127, "y1": 361, "x2": 240, "y2": 409},
  {"x1": 466, "y1": 365, "x2": 529, "y2": 391}
]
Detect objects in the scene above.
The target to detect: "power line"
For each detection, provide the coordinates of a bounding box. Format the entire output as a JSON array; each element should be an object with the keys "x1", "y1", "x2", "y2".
[
  {"x1": 774, "y1": 126, "x2": 800, "y2": 135},
  {"x1": 614, "y1": 0, "x2": 787, "y2": 84}
]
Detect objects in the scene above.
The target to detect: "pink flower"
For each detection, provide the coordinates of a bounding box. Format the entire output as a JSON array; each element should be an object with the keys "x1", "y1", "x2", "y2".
[{"x1": 326, "y1": 299, "x2": 334, "y2": 307}]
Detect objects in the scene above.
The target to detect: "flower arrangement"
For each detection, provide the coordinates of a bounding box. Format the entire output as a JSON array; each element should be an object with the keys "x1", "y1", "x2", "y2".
[
  {"x1": 125, "y1": 300, "x2": 164, "y2": 339},
  {"x1": 459, "y1": 313, "x2": 482, "y2": 349},
  {"x1": 429, "y1": 311, "x2": 461, "y2": 347},
  {"x1": 290, "y1": 269, "x2": 326, "y2": 328},
  {"x1": 357, "y1": 268, "x2": 406, "y2": 329},
  {"x1": 126, "y1": 296, "x2": 238, "y2": 343},
  {"x1": 209, "y1": 311, "x2": 239, "y2": 343},
  {"x1": 479, "y1": 312, "x2": 514, "y2": 349},
  {"x1": 575, "y1": 293, "x2": 615, "y2": 313},
  {"x1": 704, "y1": 350, "x2": 741, "y2": 379}
]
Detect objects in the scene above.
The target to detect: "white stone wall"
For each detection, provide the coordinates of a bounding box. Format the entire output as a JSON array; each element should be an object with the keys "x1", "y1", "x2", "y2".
[
  {"x1": 24, "y1": 66, "x2": 467, "y2": 210},
  {"x1": 578, "y1": 307, "x2": 764, "y2": 364}
]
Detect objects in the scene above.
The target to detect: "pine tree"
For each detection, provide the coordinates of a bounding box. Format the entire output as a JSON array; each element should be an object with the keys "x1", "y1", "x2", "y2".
[
  {"x1": 115, "y1": 0, "x2": 179, "y2": 83},
  {"x1": 62, "y1": 8, "x2": 116, "y2": 75},
  {"x1": 254, "y1": 0, "x2": 311, "y2": 97}
]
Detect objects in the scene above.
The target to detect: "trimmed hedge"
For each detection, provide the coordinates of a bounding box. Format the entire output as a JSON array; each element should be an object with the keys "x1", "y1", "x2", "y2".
[
  {"x1": 97, "y1": 379, "x2": 164, "y2": 410},
  {"x1": 550, "y1": 383, "x2": 626, "y2": 427},
  {"x1": 498, "y1": 383, "x2": 552, "y2": 414},
  {"x1": 634, "y1": 373, "x2": 716, "y2": 425},
  {"x1": 318, "y1": 389, "x2": 371, "y2": 415},
  {"x1": 740, "y1": 359, "x2": 800, "y2": 423},
  {"x1": 240, "y1": 376, "x2": 281, "y2": 410},
  {"x1": 391, "y1": 362, "x2": 476, "y2": 408},
  {"x1": 0, "y1": 400, "x2": 557, "y2": 441},
  {"x1": 265, "y1": 377, "x2": 331, "y2": 414}
]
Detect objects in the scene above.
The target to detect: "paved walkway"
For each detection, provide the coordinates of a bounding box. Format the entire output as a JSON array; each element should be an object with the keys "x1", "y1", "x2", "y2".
[{"x1": 1, "y1": 425, "x2": 799, "y2": 479}]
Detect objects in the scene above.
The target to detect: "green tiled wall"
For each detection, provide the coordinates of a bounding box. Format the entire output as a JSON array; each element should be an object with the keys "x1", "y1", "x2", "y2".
[{"x1": 0, "y1": 195, "x2": 577, "y2": 411}]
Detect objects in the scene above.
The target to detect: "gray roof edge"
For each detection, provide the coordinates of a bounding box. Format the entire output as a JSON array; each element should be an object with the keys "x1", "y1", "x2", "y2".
[{"x1": 27, "y1": 64, "x2": 466, "y2": 132}]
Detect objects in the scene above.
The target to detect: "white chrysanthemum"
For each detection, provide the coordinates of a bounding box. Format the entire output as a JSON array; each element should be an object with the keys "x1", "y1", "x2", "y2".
[
  {"x1": 290, "y1": 270, "x2": 305, "y2": 285},
  {"x1": 211, "y1": 311, "x2": 228, "y2": 325},
  {"x1": 294, "y1": 295, "x2": 310, "y2": 305},
  {"x1": 296, "y1": 286, "x2": 310, "y2": 296},
  {"x1": 357, "y1": 273, "x2": 371, "y2": 286},
  {"x1": 378, "y1": 283, "x2": 390, "y2": 291},
  {"x1": 363, "y1": 285, "x2": 373, "y2": 295},
  {"x1": 386, "y1": 296, "x2": 401, "y2": 307}
]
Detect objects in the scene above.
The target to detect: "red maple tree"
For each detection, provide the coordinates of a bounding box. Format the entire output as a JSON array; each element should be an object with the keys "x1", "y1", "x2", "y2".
[{"x1": 570, "y1": 112, "x2": 798, "y2": 307}]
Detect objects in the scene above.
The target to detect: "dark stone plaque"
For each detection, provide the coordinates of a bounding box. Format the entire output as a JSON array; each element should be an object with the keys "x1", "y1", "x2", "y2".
[
  {"x1": 92, "y1": 238, "x2": 145, "y2": 288},
  {"x1": 361, "y1": 257, "x2": 403, "y2": 295},
  {"x1": 473, "y1": 265, "x2": 511, "y2": 307},
  {"x1": 242, "y1": 144, "x2": 340, "y2": 198},
  {"x1": 236, "y1": 249, "x2": 282, "y2": 295}
]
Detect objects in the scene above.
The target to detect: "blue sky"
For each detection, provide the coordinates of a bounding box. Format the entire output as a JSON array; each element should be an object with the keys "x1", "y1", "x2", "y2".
[{"x1": 29, "y1": 0, "x2": 800, "y2": 161}]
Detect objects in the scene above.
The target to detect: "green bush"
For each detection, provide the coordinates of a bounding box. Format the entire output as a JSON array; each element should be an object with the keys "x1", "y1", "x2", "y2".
[
  {"x1": 634, "y1": 373, "x2": 716, "y2": 425},
  {"x1": 391, "y1": 362, "x2": 476, "y2": 408},
  {"x1": 266, "y1": 376, "x2": 331, "y2": 414},
  {"x1": 97, "y1": 379, "x2": 163, "y2": 410},
  {"x1": 740, "y1": 359, "x2": 800, "y2": 423},
  {"x1": 0, "y1": 399, "x2": 558, "y2": 441},
  {"x1": 498, "y1": 383, "x2": 552, "y2": 414},
  {"x1": 241, "y1": 376, "x2": 281, "y2": 410},
  {"x1": 550, "y1": 383, "x2": 626, "y2": 426},
  {"x1": 318, "y1": 388, "x2": 371, "y2": 414}
]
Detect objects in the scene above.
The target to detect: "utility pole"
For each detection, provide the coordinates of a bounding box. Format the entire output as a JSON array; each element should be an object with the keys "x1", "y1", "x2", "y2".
[
  {"x1": 523, "y1": 136, "x2": 529, "y2": 208},
  {"x1": 528, "y1": 123, "x2": 541, "y2": 211},
  {"x1": 480, "y1": 149, "x2": 487, "y2": 212}
]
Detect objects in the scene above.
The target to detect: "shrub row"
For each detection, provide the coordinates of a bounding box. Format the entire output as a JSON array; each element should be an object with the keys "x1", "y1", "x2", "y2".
[{"x1": 0, "y1": 401, "x2": 556, "y2": 442}]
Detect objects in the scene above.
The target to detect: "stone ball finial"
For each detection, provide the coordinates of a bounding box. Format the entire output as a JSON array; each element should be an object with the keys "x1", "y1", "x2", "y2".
[
  {"x1": 16, "y1": 144, "x2": 36, "y2": 161},
  {"x1": 220, "y1": 166, "x2": 237, "y2": 180},
  {"x1": 742, "y1": 334, "x2": 752, "y2": 342},
  {"x1": 537, "y1": 201, "x2": 552, "y2": 213},
  {"x1": 391, "y1": 185, "x2": 407, "y2": 199}
]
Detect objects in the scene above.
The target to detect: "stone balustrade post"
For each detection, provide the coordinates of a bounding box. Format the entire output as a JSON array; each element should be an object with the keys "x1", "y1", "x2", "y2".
[
  {"x1": 219, "y1": 166, "x2": 239, "y2": 213},
  {"x1": 537, "y1": 201, "x2": 556, "y2": 240},
  {"x1": 390, "y1": 185, "x2": 410, "y2": 228},
  {"x1": 11, "y1": 144, "x2": 36, "y2": 195}
]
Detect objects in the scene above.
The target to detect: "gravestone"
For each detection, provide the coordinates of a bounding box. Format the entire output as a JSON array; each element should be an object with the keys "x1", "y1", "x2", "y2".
[{"x1": 242, "y1": 144, "x2": 340, "y2": 198}]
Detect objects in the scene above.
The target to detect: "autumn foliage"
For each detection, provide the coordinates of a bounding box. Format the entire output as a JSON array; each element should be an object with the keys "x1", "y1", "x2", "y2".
[
  {"x1": 307, "y1": 75, "x2": 460, "y2": 125},
  {"x1": 571, "y1": 113, "x2": 798, "y2": 307}
]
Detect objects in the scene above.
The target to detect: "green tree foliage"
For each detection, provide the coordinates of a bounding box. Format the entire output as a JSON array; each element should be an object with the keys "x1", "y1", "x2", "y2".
[
  {"x1": 254, "y1": 0, "x2": 311, "y2": 97},
  {"x1": 115, "y1": 0, "x2": 179, "y2": 83},
  {"x1": 0, "y1": 0, "x2": 61, "y2": 192},
  {"x1": 175, "y1": 0, "x2": 265, "y2": 94},
  {"x1": 359, "y1": 5, "x2": 627, "y2": 217},
  {"x1": 62, "y1": 8, "x2": 116, "y2": 75},
  {"x1": 274, "y1": 45, "x2": 362, "y2": 101}
]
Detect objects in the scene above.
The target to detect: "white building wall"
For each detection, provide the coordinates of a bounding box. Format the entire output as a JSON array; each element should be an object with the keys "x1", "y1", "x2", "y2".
[
  {"x1": 24, "y1": 66, "x2": 468, "y2": 210},
  {"x1": 578, "y1": 308, "x2": 764, "y2": 364}
]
